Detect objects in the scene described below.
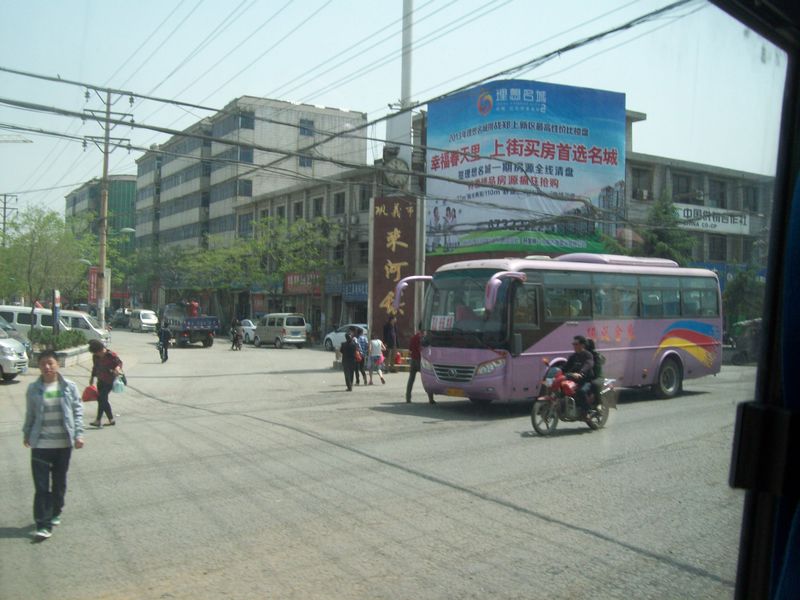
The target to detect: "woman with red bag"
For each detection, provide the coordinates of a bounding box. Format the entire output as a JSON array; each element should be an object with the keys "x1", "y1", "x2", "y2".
[{"x1": 87, "y1": 339, "x2": 123, "y2": 428}]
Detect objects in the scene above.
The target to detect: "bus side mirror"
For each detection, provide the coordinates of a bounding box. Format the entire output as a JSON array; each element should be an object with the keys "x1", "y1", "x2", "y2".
[{"x1": 512, "y1": 333, "x2": 523, "y2": 356}]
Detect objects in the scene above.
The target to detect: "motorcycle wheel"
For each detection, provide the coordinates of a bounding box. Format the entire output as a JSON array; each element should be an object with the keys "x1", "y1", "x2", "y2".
[
  {"x1": 531, "y1": 400, "x2": 559, "y2": 436},
  {"x1": 586, "y1": 399, "x2": 610, "y2": 430}
]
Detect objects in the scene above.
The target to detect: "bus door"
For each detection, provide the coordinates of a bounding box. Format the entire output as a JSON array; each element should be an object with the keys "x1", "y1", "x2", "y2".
[{"x1": 510, "y1": 280, "x2": 544, "y2": 396}]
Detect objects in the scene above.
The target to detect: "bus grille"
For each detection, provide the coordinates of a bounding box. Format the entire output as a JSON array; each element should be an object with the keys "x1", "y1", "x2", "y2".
[{"x1": 433, "y1": 364, "x2": 476, "y2": 383}]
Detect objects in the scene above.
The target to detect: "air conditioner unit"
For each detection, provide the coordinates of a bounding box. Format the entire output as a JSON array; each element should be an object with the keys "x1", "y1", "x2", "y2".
[
  {"x1": 350, "y1": 214, "x2": 359, "y2": 225},
  {"x1": 641, "y1": 189, "x2": 649, "y2": 200}
]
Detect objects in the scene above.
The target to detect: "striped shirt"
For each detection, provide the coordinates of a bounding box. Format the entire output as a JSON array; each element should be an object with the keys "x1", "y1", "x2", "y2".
[{"x1": 36, "y1": 382, "x2": 70, "y2": 449}]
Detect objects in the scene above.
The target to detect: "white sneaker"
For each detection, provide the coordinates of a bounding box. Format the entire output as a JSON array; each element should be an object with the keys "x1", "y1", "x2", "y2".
[
  {"x1": 34, "y1": 529, "x2": 52, "y2": 539},
  {"x1": 51, "y1": 515, "x2": 61, "y2": 526}
]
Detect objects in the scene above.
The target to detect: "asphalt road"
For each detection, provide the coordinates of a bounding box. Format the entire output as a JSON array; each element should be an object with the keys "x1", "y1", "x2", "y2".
[{"x1": 0, "y1": 331, "x2": 753, "y2": 599}]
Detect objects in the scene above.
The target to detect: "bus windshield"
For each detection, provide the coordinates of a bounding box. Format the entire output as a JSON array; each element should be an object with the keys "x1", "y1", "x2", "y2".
[{"x1": 423, "y1": 269, "x2": 509, "y2": 349}]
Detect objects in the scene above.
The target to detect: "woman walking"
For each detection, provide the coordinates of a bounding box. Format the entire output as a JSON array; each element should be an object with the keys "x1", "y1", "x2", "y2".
[{"x1": 88, "y1": 339, "x2": 123, "y2": 428}]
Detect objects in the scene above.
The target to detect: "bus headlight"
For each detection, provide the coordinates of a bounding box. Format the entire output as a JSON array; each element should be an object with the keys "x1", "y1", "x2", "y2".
[
  {"x1": 421, "y1": 357, "x2": 433, "y2": 370},
  {"x1": 476, "y1": 357, "x2": 506, "y2": 376}
]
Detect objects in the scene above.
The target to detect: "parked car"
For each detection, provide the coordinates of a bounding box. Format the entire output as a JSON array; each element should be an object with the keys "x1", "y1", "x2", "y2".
[
  {"x1": 253, "y1": 313, "x2": 307, "y2": 349},
  {"x1": 0, "y1": 328, "x2": 28, "y2": 382},
  {"x1": 0, "y1": 314, "x2": 32, "y2": 357},
  {"x1": 0, "y1": 305, "x2": 70, "y2": 336},
  {"x1": 324, "y1": 323, "x2": 368, "y2": 352},
  {"x1": 240, "y1": 319, "x2": 257, "y2": 344},
  {"x1": 110, "y1": 308, "x2": 132, "y2": 328},
  {"x1": 130, "y1": 309, "x2": 159, "y2": 332}
]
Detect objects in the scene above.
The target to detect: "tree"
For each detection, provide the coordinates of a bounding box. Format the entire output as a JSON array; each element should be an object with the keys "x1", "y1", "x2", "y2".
[
  {"x1": 639, "y1": 190, "x2": 695, "y2": 265},
  {"x1": 723, "y1": 267, "x2": 765, "y2": 327},
  {"x1": 4, "y1": 207, "x2": 84, "y2": 306}
]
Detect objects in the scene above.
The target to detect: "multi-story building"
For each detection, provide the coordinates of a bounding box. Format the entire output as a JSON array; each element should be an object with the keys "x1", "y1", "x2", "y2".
[
  {"x1": 135, "y1": 97, "x2": 367, "y2": 252},
  {"x1": 65, "y1": 174, "x2": 136, "y2": 240}
]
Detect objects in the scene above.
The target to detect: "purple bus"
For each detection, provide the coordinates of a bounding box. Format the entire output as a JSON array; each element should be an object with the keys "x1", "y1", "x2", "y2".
[{"x1": 395, "y1": 253, "x2": 722, "y2": 404}]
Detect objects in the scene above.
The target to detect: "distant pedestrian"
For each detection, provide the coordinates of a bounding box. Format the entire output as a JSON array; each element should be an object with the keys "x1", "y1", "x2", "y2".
[
  {"x1": 157, "y1": 324, "x2": 172, "y2": 362},
  {"x1": 88, "y1": 339, "x2": 123, "y2": 428},
  {"x1": 368, "y1": 334, "x2": 387, "y2": 385},
  {"x1": 22, "y1": 349, "x2": 85, "y2": 540},
  {"x1": 340, "y1": 332, "x2": 358, "y2": 391},
  {"x1": 406, "y1": 323, "x2": 432, "y2": 403},
  {"x1": 382, "y1": 315, "x2": 398, "y2": 373},
  {"x1": 355, "y1": 327, "x2": 369, "y2": 385}
]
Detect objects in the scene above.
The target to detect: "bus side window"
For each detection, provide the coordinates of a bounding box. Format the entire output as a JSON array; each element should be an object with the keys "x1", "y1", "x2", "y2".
[{"x1": 513, "y1": 284, "x2": 540, "y2": 348}]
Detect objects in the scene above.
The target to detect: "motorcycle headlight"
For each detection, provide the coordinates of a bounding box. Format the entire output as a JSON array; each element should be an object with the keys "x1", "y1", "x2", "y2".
[
  {"x1": 421, "y1": 357, "x2": 433, "y2": 370},
  {"x1": 476, "y1": 357, "x2": 506, "y2": 376}
]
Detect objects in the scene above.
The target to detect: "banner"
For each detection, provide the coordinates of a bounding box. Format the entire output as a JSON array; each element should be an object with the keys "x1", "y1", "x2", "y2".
[{"x1": 426, "y1": 79, "x2": 626, "y2": 255}]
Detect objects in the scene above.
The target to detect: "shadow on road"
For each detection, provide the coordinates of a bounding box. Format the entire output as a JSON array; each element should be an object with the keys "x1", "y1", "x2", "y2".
[
  {"x1": 370, "y1": 399, "x2": 533, "y2": 422},
  {"x1": 0, "y1": 524, "x2": 35, "y2": 540}
]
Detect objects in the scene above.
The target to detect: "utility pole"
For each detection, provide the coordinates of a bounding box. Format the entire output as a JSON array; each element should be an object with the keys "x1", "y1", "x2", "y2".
[
  {"x1": 0, "y1": 193, "x2": 18, "y2": 247},
  {"x1": 84, "y1": 90, "x2": 132, "y2": 329}
]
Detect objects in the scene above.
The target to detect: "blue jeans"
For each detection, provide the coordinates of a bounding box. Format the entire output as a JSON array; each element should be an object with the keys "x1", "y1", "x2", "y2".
[{"x1": 31, "y1": 447, "x2": 72, "y2": 531}]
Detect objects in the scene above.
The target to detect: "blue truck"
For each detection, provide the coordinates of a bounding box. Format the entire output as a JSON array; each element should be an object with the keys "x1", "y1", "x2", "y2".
[{"x1": 159, "y1": 303, "x2": 220, "y2": 347}]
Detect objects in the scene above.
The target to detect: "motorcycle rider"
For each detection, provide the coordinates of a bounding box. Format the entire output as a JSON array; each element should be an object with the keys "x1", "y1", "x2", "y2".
[{"x1": 563, "y1": 335, "x2": 595, "y2": 410}]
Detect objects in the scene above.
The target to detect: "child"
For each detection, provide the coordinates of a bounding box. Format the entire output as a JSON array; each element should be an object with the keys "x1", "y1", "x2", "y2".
[{"x1": 368, "y1": 334, "x2": 386, "y2": 385}]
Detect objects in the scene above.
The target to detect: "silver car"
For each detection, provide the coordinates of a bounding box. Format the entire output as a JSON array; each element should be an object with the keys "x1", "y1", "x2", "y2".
[{"x1": 324, "y1": 323, "x2": 368, "y2": 352}]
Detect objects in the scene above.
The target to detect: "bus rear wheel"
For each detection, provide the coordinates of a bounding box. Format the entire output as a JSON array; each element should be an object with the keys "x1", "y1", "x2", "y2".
[{"x1": 655, "y1": 357, "x2": 682, "y2": 398}]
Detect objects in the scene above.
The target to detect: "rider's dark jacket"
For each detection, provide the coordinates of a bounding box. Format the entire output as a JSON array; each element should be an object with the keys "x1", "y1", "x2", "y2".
[{"x1": 564, "y1": 349, "x2": 595, "y2": 381}]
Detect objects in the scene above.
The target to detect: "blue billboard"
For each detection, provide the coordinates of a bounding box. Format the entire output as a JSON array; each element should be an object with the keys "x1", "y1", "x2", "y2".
[{"x1": 426, "y1": 79, "x2": 626, "y2": 255}]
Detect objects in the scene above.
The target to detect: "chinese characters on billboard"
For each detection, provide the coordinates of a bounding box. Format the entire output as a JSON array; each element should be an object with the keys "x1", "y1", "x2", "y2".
[
  {"x1": 426, "y1": 79, "x2": 626, "y2": 255},
  {"x1": 371, "y1": 196, "x2": 418, "y2": 347}
]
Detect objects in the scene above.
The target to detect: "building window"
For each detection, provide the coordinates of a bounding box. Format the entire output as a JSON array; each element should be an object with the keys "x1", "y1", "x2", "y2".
[
  {"x1": 333, "y1": 191, "x2": 346, "y2": 215},
  {"x1": 239, "y1": 112, "x2": 255, "y2": 129},
  {"x1": 359, "y1": 184, "x2": 371, "y2": 211},
  {"x1": 299, "y1": 155, "x2": 313, "y2": 168},
  {"x1": 743, "y1": 186, "x2": 759, "y2": 213},
  {"x1": 238, "y1": 213, "x2": 254, "y2": 238},
  {"x1": 276, "y1": 205, "x2": 286, "y2": 220},
  {"x1": 708, "y1": 234, "x2": 726, "y2": 261},
  {"x1": 239, "y1": 147, "x2": 254, "y2": 164},
  {"x1": 333, "y1": 243, "x2": 344, "y2": 263},
  {"x1": 299, "y1": 118, "x2": 314, "y2": 136},
  {"x1": 631, "y1": 167, "x2": 652, "y2": 201},
  {"x1": 708, "y1": 179, "x2": 727, "y2": 208},
  {"x1": 359, "y1": 242, "x2": 369, "y2": 264},
  {"x1": 672, "y1": 173, "x2": 697, "y2": 203},
  {"x1": 313, "y1": 196, "x2": 324, "y2": 218},
  {"x1": 237, "y1": 179, "x2": 252, "y2": 197},
  {"x1": 201, "y1": 161, "x2": 211, "y2": 177},
  {"x1": 294, "y1": 201, "x2": 303, "y2": 220}
]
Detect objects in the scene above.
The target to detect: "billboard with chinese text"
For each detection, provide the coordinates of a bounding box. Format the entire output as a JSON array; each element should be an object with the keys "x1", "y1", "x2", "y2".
[
  {"x1": 426, "y1": 79, "x2": 625, "y2": 255},
  {"x1": 371, "y1": 196, "x2": 418, "y2": 347}
]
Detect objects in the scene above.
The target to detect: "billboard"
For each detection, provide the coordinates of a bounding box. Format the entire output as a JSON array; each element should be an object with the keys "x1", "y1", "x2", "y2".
[{"x1": 426, "y1": 79, "x2": 626, "y2": 255}]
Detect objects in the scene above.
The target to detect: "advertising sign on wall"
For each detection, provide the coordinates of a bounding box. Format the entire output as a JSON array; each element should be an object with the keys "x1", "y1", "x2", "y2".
[
  {"x1": 426, "y1": 79, "x2": 626, "y2": 255},
  {"x1": 674, "y1": 203, "x2": 750, "y2": 235},
  {"x1": 371, "y1": 196, "x2": 418, "y2": 347}
]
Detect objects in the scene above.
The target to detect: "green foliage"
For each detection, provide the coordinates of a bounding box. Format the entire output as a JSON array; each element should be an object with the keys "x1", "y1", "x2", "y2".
[
  {"x1": 28, "y1": 328, "x2": 87, "y2": 350},
  {"x1": 723, "y1": 267, "x2": 765, "y2": 326},
  {"x1": 4, "y1": 207, "x2": 86, "y2": 304},
  {"x1": 639, "y1": 190, "x2": 695, "y2": 265}
]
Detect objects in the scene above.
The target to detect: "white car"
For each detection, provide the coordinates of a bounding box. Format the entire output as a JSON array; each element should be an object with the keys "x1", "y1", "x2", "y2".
[
  {"x1": 324, "y1": 323, "x2": 368, "y2": 352},
  {"x1": 240, "y1": 319, "x2": 257, "y2": 344}
]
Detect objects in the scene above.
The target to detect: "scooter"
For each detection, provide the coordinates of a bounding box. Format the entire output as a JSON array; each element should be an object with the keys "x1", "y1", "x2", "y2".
[
  {"x1": 231, "y1": 330, "x2": 243, "y2": 351},
  {"x1": 531, "y1": 365, "x2": 617, "y2": 435}
]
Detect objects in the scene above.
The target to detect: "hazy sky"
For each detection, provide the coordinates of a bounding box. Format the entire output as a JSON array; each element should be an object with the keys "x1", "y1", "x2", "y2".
[{"x1": 0, "y1": 0, "x2": 787, "y2": 214}]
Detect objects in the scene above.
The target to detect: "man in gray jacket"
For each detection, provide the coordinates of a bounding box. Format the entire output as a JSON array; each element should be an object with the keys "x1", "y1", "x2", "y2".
[{"x1": 22, "y1": 349, "x2": 85, "y2": 540}]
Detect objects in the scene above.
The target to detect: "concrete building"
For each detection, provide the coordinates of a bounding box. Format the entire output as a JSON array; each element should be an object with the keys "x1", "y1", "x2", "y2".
[
  {"x1": 65, "y1": 174, "x2": 136, "y2": 240},
  {"x1": 135, "y1": 97, "x2": 367, "y2": 252}
]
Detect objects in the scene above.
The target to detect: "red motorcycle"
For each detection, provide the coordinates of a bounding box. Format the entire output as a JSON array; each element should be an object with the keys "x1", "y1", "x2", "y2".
[{"x1": 531, "y1": 365, "x2": 616, "y2": 435}]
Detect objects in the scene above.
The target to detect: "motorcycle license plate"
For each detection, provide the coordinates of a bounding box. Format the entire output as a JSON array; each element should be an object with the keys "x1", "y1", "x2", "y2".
[{"x1": 445, "y1": 388, "x2": 466, "y2": 397}]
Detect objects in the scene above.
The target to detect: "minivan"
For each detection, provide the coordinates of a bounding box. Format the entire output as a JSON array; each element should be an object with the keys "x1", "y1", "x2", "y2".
[
  {"x1": 59, "y1": 309, "x2": 110, "y2": 342},
  {"x1": 0, "y1": 305, "x2": 69, "y2": 336},
  {"x1": 253, "y1": 313, "x2": 307, "y2": 348},
  {"x1": 130, "y1": 309, "x2": 158, "y2": 332}
]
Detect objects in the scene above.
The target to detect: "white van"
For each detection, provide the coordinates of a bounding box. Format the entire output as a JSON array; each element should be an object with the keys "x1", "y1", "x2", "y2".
[
  {"x1": 59, "y1": 309, "x2": 110, "y2": 342},
  {"x1": 129, "y1": 309, "x2": 158, "y2": 332},
  {"x1": 253, "y1": 313, "x2": 307, "y2": 349},
  {"x1": 0, "y1": 305, "x2": 69, "y2": 336}
]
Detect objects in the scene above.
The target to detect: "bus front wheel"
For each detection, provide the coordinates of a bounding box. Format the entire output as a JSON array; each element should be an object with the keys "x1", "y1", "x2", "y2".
[{"x1": 655, "y1": 357, "x2": 682, "y2": 398}]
